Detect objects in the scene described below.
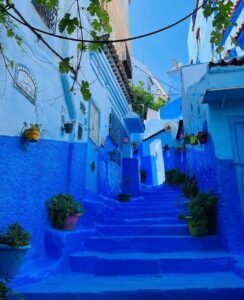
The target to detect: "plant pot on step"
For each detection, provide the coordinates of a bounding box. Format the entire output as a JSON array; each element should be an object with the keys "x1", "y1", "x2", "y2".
[
  {"x1": 64, "y1": 213, "x2": 82, "y2": 230},
  {"x1": 63, "y1": 122, "x2": 74, "y2": 134},
  {"x1": 207, "y1": 206, "x2": 217, "y2": 235},
  {"x1": 0, "y1": 223, "x2": 31, "y2": 278},
  {"x1": 118, "y1": 193, "x2": 131, "y2": 203},
  {"x1": 197, "y1": 131, "x2": 209, "y2": 145},
  {"x1": 0, "y1": 244, "x2": 31, "y2": 278}
]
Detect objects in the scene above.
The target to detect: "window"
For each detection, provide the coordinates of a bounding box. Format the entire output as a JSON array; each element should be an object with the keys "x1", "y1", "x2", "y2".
[
  {"x1": 109, "y1": 110, "x2": 124, "y2": 146},
  {"x1": 14, "y1": 64, "x2": 37, "y2": 104},
  {"x1": 89, "y1": 102, "x2": 100, "y2": 145},
  {"x1": 32, "y1": 0, "x2": 59, "y2": 33}
]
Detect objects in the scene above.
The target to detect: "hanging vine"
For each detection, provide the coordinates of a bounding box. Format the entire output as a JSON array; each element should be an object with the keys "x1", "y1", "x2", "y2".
[
  {"x1": 203, "y1": 0, "x2": 237, "y2": 53},
  {"x1": 0, "y1": 0, "x2": 112, "y2": 101}
]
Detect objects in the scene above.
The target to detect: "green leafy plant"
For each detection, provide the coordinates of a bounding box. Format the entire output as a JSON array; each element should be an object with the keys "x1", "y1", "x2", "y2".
[
  {"x1": 180, "y1": 192, "x2": 218, "y2": 237},
  {"x1": 203, "y1": 0, "x2": 236, "y2": 53},
  {"x1": 0, "y1": 279, "x2": 25, "y2": 300},
  {"x1": 29, "y1": 123, "x2": 42, "y2": 131},
  {"x1": 132, "y1": 81, "x2": 167, "y2": 119},
  {"x1": 0, "y1": 223, "x2": 30, "y2": 248},
  {"x1": 0, "y1": 280, "x2": 8, "y2": 300},
  {"x1": 182, "y1": 176, "x2": 198, "y2": 198},
  {"x1": 165, "y1": 169, "x2": 186, "y2": 186},
  {"x1": 46, "y1": 194, "x2": 83, "y2": 229}
]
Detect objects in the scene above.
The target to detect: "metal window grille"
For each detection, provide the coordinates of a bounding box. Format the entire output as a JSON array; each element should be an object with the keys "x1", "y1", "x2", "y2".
[
  {"x1": 32, "y1": 0, "x2": 59, "y2": 33},
  {"x1": 109, "y1": 110, "x2": 124, "y2": 146}
]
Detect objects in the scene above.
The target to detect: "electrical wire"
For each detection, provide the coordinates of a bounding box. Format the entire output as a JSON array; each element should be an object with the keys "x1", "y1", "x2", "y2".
[{"x1": 2, "y1": 0, "x2": 208, "y2": 44}]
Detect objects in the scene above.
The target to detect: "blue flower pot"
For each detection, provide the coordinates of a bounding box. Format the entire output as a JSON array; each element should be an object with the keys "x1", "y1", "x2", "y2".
[{"x1": 0, "y1": 244, "x2": 31, "y2": 278}]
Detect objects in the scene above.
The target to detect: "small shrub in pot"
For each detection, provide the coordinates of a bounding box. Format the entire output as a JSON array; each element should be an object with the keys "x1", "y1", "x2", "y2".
[{"x1": 46, "y1": 194, "x2": 83, "y2": 230}]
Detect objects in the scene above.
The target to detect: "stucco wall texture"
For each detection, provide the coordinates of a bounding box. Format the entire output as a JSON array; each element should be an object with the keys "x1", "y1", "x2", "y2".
[{"x1": 0, "y1": 136, "x2": 87, "y2": 259}]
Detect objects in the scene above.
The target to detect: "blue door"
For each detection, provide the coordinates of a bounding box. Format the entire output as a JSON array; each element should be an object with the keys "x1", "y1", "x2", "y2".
[{"x1": 230, "y1": 117, "x2": 244, "y2": 206}]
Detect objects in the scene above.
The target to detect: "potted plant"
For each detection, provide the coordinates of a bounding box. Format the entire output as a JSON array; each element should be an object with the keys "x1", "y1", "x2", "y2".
[
  {"x1": 140, "y1": 169, "x2": 146, "y2": 183},
  {"x1": 183, "y1": 134, "x2": 190, "y2": 145},
  {"x1": 63, "y1": 121, "x2": 75, "y2": 134},
  {"x1": 182, "y1": 176, "x2": 198, "y2": 198},
  {"x1": 46, "y1": 194, "x2": 83, "y2": 230},
  {"x1": 190, "y1": 134, "x2": 198, "y2": 145},
  {"x1": 165, "y1": 169, "x2": 186, "y2": 186},
  {"x1": 179, "y1": 192, "x2": 218, "y2": 237},
  {"x1": 197, "y1": 131, "x2": 209, "y2": 145},
  {"x1": 0, "y1": 279, "x2": 23, "y2": 299},
  {"x1": 163, "y1": 144, "x2": 169, "y2": 151},
  {"x1": 0, "y1": 223, "x2": 31, "y2": 278},
  {"x1": 0, "y1": 280, "x2": 8, "y2": 300},
  {"x1": 117, "y1": 193, "x2": 131, "y2": 203},
  {"x1": 24, "y1": 123, "x2": 42, "y2": 142}
]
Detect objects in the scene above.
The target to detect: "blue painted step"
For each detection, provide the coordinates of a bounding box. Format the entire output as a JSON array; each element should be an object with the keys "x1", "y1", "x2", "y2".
[
  {"x1": 96, "y1": 224, "x2": 188, "y2": 236},
  {"x1": 85, "y1": 235, "x2": 221, "y2": 252},
  {"x1": 114, "y1": 210, "x2": 179, "y2": 218},
  {"x1": 105, "y1": 217, "x2": 182, "y2": 225},
  {"x1": 70, "y1": 251, "x2": 232, "y2": 275},
  {"x1": 18, "y1": 273, "x2": 244, "y2": 300}
]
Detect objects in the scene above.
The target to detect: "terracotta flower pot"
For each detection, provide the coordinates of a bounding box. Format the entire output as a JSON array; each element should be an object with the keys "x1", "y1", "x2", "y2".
[
  {"x1": 64, "y1": 213, "x2": 81, "y2": 230},
  {"x1": 25, "y1": 128, "x2": 40, "y2": 142},
  {"x1": 198, "y1": 132, "x2": 209, "y2": 145}
]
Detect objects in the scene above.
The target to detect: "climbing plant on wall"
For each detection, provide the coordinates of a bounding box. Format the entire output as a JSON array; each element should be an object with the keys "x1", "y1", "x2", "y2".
[
  {"x1": 0, "y1": 0, "x2": 112, "y2": 100},
  {"x1": 0, "y1": 0, "x2": 237, "y2": 104},
  {"x1": 203, "y1": 0, "x2": 237, "y2": 53}
]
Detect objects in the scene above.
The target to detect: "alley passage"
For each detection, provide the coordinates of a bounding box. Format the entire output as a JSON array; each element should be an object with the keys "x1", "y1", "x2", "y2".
[{"x1": 20, "y1": 185, "x2": 244, "y2": 299}]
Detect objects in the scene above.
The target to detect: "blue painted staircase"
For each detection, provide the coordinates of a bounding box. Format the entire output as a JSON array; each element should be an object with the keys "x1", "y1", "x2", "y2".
[{"x1": 17, "y1": 185, "x2": 244, "y2": 299}]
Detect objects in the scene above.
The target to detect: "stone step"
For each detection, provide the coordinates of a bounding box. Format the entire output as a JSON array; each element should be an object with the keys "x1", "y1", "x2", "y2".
[
  {"x1": 114, "y1": 210, "x2": 179, "y2": 219},
  {"x1": 85, "y1": 235, "x2": 221, "y2": 253},
  {"x1": 96, "y1": 224, "x2": 188, "y2": 236},
  {"x1": 18, "y1": 273, "x2": 244, "y2": 300},
  {"x1": 105, "y1": 217, "x2": 182, "y2": 225},
  {"x1": 70, "y1": 251, "x2": 232, "y2": 275}
]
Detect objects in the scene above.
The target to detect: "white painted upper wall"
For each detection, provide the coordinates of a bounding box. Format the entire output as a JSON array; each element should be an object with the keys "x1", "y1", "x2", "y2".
[
  {"x1": 181, "y1": 62, "x2": 244, "y2": 160},
  {"x1": 188, "y1": 0, "x2": 244, "y2": 63},
  {"x1": 0, "y1": 0, "x2": 130, "y2": 144}
]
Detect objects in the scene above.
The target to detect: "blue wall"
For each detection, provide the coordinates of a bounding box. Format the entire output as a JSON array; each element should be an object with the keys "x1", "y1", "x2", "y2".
[
  {"x1": 122, "y1": 158, "x2": 140, "y2": 196},
  {"x1": 163, "y1": 148, "x2": 186, "y2": 174},
  {"x1": 98, "y1": 139, "x2": 122, "y2": 198},
  {"x1": 141, "y1": 155, "x2": 156, "y2": 185},
  {"x1": 0, "y1": 135, "x2": 87, "y2": 262},
  {"x1": 185, "y1": 138, "x2": 244, "y2": 251}
]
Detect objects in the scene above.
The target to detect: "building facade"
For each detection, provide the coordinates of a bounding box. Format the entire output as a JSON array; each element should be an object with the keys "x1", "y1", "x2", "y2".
[
  {"x1": 0, "y1": 0, "x2": 144, "y2": 270},
  {"x1": 188, "y1": 0, "x2": 244, "y2": 64}
]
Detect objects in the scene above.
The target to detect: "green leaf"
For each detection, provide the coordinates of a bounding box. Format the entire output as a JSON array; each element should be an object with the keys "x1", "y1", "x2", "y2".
[
  {"x1": 9, "y1": 60, "x2": 14, "y2": 68},
  {"x1": 59, "y1": 13, "x2": 79, "y2": 34},
  {"x1": 77, "y1": 42, "x2": 88, "y2": 52},
  {"x1": 80, "y1": 80, "x2": 91, "y2": 101},
  {"x1": 59, "y1": 57, "x2": 71, "y2": 73}
]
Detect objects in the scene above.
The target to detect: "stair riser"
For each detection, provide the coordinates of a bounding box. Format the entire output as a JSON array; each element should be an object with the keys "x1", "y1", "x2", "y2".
[
  {"x1": 85, "y1": 237, "x2": 220, "y2": 253},
  {"x1": 70, "y1": 256, "x2": 232, "y2": 275},
  {"x1": 22, "y1": 289, "x2": 244, "y2": 300},
  {"x1": 105, "y1": 218, "x2": 182, "y2": 225},
  {"x1": 96, "y1": 226, "x2": 188, "y2": 236},
  {"x1": 114, "y1": 211, "x2": 179, "y2": 218}
]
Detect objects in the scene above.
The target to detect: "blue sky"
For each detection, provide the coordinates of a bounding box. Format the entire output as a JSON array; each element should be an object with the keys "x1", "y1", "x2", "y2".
[{"x1": 130, "y1": 0, "x2": 195, "y2": 89}]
